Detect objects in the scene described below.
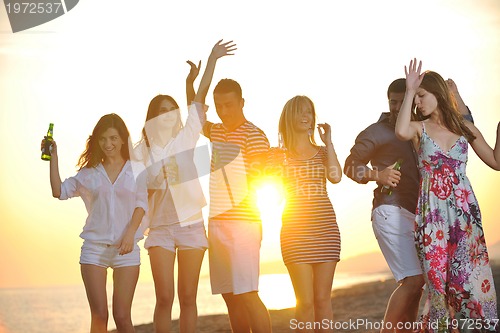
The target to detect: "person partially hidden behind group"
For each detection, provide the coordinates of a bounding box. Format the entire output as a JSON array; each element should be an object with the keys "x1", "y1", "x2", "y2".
[
  {"x1": 344, "y1": 76, "x2": 475, "y2": 332},
  {"x1": 396, "y1": 59, "x2": 500, "y2": 332}
]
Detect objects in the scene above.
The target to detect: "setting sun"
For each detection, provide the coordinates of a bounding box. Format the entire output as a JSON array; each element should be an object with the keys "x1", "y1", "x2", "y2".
[
  {"x1": 1, "y1": 1, "x2": 500, "y2": 332},
  {"x1": 256, "y1": 177, "x2": 285, "y2": 214},
  {"x1": 254, "y1": 176, "x2": 287, "y2": 249},
  {"x1": 259, "y1": 274, "x2": 296, "y2": 310}
]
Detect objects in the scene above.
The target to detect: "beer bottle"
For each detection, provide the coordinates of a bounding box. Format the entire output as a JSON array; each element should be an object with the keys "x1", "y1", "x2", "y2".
[
  {"x1": 166, "y1": 156, "x2": 179, "y2": 185},
  {"x1": 381, "y1": 158, "x2": 403, "y2": 195},
  {"x1": 41, "y1": 123, "x2": 54, "y2": 161}
]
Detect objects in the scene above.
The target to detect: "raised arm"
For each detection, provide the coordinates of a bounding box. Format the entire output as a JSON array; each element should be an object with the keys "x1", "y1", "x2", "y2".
[
  {"x1": 186, "y1": 60, "x2": 201, "y2": 105},
  {"x1": 395, "y1": 59, "x2": 425, "y2": 142},
  {"x1": 44, "y1": 139, "x2": 62, "y2": 198},
  {"x1": 468, "y1": 121, "x2": 500, "y2": 171},
  {"x1": 192, "y1": 39, "x2": 236, "y2": 104},
  {"x1": 447, "y1": 78, "x2": 473, "y2": 121}
]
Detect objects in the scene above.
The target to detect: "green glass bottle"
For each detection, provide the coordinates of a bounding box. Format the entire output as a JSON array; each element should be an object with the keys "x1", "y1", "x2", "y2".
[
  {"x1": 166, "y1": 156, "x2": 179, "y2": 185},
  {"x1": 381, "y1": 158, "x2": 403, "y2": 195},
  {"x1": 41, "y1": 123, "x2": 54, "y2": 161}
]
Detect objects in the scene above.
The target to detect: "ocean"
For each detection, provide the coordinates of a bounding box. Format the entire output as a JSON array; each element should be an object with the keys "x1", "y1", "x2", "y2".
[{"x1": 0, "y1": 272, "x2": 391, "y2": 333}]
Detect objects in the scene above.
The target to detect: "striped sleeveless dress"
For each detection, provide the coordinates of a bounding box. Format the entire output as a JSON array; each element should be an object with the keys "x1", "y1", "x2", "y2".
[{"x1": 280, "y1": 146, "x2": 341, "y2": 265}]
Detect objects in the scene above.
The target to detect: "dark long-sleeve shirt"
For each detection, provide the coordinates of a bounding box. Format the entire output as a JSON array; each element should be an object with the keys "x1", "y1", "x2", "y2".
[
  {"x1": 344, "y1": 111, "x2": 474, "y2": 214},
  {"x1": 344, "y1": 113, "x2": 419, "y2": 213}
]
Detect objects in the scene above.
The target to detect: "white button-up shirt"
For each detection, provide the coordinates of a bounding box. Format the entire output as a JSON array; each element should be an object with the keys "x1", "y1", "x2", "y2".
[
  {"x1": 59, "y1": 160, "x2": 148, "y2": 244},
  {"x1": 133, "y1": 103, "x2": 208, "y2": 227}
]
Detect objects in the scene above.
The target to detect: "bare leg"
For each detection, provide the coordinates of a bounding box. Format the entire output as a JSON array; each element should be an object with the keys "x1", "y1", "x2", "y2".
[
  {"x1": 382, "y1": 274, "x2": 424, "y2": 333},
  {"x1": 112, "y1": 265, "x2": 140, "y2": 333},
  {"x1": 312, "y1": 262, "x2": 337, "y2": 333},
  {"x1": 222, "y1": 293, "x2": 251, "y2": 333},
  {"x1": 81, "y1": 264, "x2": 108, "y2": 333},
  {"x1": 177, "y1": 248, "x2": 206, "y2": 333},
  {"x1": 287, "y1": 263, "x2": 315, "y2": 333},
  {"x1": 238, "y1": 291, "x2": 272, "y2": 333},
  {"x1": 222, "y1": 292, "x2": 271, "y2": 333},
  {"x1": 149, "y1": 247, "x2": 176, "y2": 333}
]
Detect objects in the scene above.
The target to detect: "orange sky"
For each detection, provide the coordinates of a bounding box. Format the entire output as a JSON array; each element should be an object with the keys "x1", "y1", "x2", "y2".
[{"x1": 0, "y1": 0, "x2": 499, "y2": 288}]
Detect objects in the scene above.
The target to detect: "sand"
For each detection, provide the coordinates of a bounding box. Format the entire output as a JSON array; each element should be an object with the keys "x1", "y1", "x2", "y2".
[{"x1": 112, "y1": 263, "x2": 500, "y2": 333}]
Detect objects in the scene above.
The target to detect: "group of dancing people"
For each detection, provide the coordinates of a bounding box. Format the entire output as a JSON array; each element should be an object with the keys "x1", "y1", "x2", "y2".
[{"x1": 44, "y1": 38, "x2": 500, "y2": 333}]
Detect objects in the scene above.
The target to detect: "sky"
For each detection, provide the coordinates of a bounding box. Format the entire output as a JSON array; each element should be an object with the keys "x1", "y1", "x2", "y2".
[{"x1": 0, "y1": 0, "x2": 499, "y2": 288}]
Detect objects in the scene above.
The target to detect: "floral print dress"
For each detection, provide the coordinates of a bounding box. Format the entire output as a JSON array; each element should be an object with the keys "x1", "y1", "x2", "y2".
[{"x1": 415, "y1": 123, "x2": 498, "y2": 333}]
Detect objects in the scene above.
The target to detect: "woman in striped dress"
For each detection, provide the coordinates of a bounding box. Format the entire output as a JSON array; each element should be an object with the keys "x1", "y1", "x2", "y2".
[{"x1": 276, "y1": 95, "x2": 342, "y2": 332}]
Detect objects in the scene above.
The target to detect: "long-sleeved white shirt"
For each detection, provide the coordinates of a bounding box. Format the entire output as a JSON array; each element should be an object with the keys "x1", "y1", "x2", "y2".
[
  {"x1": 133, "y1": 102, "x2": 208, "y2": 227},
  {"x1": 59, "y1": 160, "x2": 148, "y2": 244}
]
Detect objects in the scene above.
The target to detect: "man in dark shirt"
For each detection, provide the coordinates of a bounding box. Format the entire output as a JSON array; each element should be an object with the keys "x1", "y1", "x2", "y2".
[{"x1": 344, "y1": 78, "x2": 473, "y2": 332}]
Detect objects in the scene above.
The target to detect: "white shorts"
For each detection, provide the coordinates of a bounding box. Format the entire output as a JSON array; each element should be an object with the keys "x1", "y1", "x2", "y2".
[
  {"x1": 144, "y1": 221, "x2": 208, "y2": 252},
  {"x1": 80, "y1": 240, "x2": 140, "y2": 269},
  {"x1": 208, "y1": 221, "x2": 262, "y2": 295},
  {"x1": 371, "y1": 205, "x2": 422, "y2": 283}
]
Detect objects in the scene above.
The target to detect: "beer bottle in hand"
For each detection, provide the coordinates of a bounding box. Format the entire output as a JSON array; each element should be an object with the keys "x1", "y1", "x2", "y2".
[
  {"x1": 41, "y1": 123, "x2": 54, "y2": 161},
  {"x1": 381, "y1": 158, "x2": 403, "y2": 195}
]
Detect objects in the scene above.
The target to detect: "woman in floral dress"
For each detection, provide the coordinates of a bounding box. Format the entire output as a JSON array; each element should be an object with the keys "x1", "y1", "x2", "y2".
[{"x1": 395, "y1": 59, "x2": 500, "y2": 332}]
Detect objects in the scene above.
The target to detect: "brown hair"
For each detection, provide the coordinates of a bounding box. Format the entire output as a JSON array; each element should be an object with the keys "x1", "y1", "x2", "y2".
[
  {"x1": 213, "y1": 79, "x2": 242, "y2": 99},
  {"x1": 77, "y1": 113, "x2": 131, "y2": 169},
  {"x1": 387, "y1": 78, "x2": 406, "y2": 98},
  {"x1": 420, "y1": 71, "x2": 475, "y2": 142},
  {"x1": 140, "y1": 95, "x2": 183, "y2": 151}
]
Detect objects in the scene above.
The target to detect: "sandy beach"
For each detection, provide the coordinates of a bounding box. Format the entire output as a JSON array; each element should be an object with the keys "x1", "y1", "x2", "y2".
[{"x1": 111, "y1": 262, "x2": 500, "y2": 333}]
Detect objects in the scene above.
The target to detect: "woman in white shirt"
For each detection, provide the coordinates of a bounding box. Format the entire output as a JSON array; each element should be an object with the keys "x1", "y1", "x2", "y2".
[
  {"x1": 134, "y1": 40, "x2": 235, "y2": 333},
  {"x1": 46, "y1": 113, "x2": 148, "y2": 333}
]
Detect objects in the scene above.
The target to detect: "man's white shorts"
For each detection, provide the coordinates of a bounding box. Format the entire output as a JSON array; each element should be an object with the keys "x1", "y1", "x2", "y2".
[
  {"x1": 208, "y1": 221, "x2": 262, "y2": 295},
  {"x1": 371, "y1": 205, "x2": 422, "y2": 282}
]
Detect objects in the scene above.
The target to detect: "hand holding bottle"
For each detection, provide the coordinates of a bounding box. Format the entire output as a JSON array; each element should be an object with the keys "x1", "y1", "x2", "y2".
[
  {"x1": 379, "y1": 159, "x2": 403, "y2": 195},
  {"x1": 41, "y1": 138, "x2": 57, "y2": 160},
  {"x1": 41, "y1": 123, "x2": 54, "y2": 161},
  {"x1": 165, "y1": 156, "x2": 179, "y2": 185}
]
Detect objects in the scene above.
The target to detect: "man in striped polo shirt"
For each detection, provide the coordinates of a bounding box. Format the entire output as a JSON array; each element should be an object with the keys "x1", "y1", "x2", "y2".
[{"x1": 203, "y1": 78, "x2": 272, "y2": 333}]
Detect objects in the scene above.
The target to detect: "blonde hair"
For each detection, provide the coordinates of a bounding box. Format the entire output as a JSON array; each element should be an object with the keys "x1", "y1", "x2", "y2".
[{"x1": 278, "y1": 95, "x2": 317, "y2": 154}]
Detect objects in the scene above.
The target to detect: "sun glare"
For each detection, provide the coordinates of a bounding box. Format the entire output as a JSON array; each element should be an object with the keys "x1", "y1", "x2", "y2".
[
  {"x1": 255, "y1": 177, "x2": 286, "y2": 241},
  {"x1": 256, "y1": 177, "x2": 285, "y2": 214},
  {"x1": 259, "y1": 274, "x2": 296, "y2": 310}
]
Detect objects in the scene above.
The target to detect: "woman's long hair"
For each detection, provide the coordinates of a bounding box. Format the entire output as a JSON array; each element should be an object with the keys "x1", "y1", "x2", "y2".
[
  {"x1": 419, "y1": 71, "x2": 476, "y2": 142},
  {"x1": 77, "y1": 113, "x2": 131, "y2": 170},
  {"x1": 138, "y1": 95, "x2": 183, "y2": 160},
  {"x1": 278, "y1": 95, "x2": 317, "y2": 155}
]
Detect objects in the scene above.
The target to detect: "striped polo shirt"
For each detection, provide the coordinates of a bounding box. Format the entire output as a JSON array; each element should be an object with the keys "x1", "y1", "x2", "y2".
[{"x1": 208, "y1": 121, "x2": 269, "y2": 223}]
